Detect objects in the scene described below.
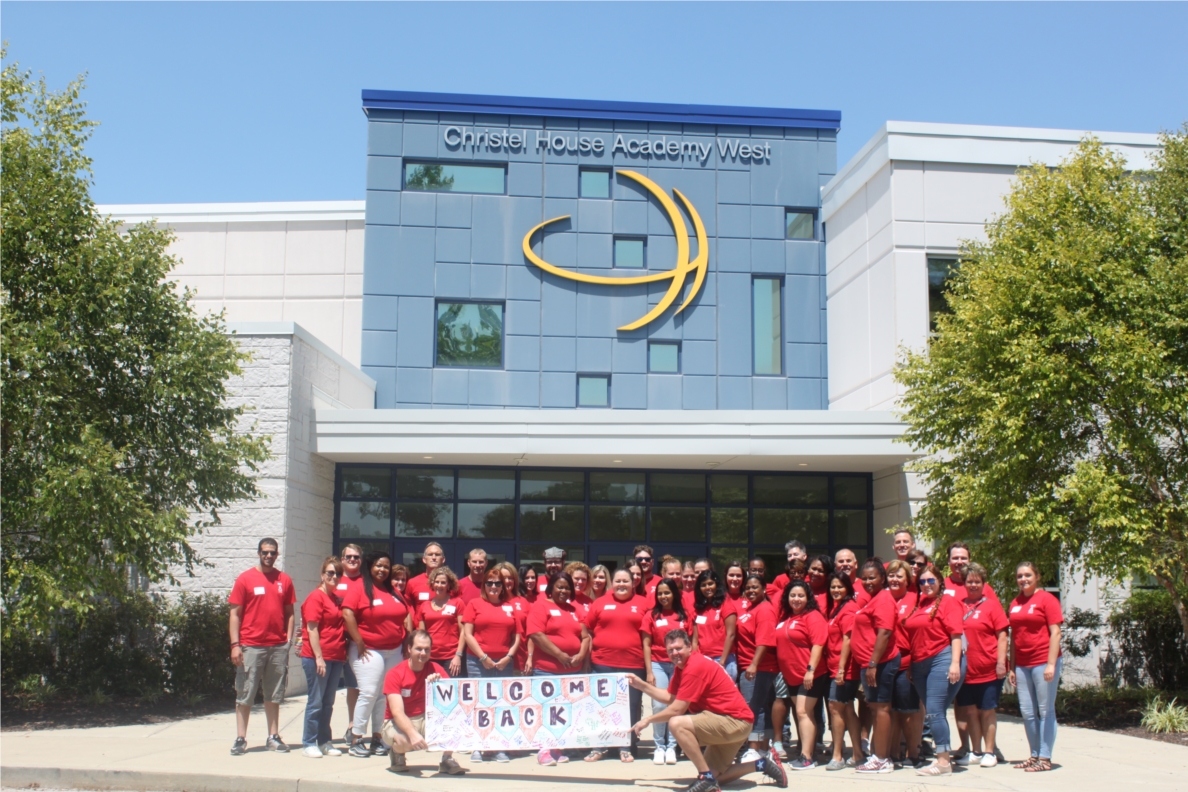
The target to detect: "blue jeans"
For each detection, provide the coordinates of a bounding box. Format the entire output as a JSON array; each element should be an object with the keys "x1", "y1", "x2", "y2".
[
  {"x1": 301, "y1": 657, "x2": 343, "y2": 748},
  {"x1": 593, "y1": 664, "x2": 646, "y2": 754},
  {"x1": 1016, "y1": 656, "x2": 1062, "y2": 759},
  {"x1": 911, "y1": 647, "x2": 967, "y2": 754},
  {"x1": 467, "y1": 654, "x2": 514, "y2": 679},
  {"x1": 650, "y1": 661, "x2": 677, "y2": 750},
  {"x1": 709, "y1": 654, "x2": 739, "y2": 683},
  {"x1": 739, "y1": 669, "x2": 776, "y2": 741}
]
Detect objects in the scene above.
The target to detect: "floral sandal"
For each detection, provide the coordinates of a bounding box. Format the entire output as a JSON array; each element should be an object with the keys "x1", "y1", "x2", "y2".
[
  {"x1": 1013, "y1": 757, "x2": 1040, "y2": 770},
  {"x1": 1025, "y1": 758, "x2": 1053, "y2": 772},
  {"x1": 619, "y1": 749, "x2": 634, "y2": 762},
  {"x1": 583, "y1": 749, "x2": 606, "y2": 762}
]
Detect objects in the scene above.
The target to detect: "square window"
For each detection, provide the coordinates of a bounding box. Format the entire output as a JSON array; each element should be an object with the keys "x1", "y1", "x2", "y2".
[
  {"x1": 648, "y1": 342, "x2": 679, "y2": 373},
  {"x1": 435, "y1": 302, "x2": 504, "y2": 368},
  {"x1": 614, "y1": 237, "x2": 646, "y2": 269},
  {"x1": 577, "y1": 374, "x2": 610, "y2": 407},
  {"x1": 580, "y1": 168, "x2": 611, "y2": 199},
  {"x1": 786, "y1": 210, "x2": 816, "y2": 240}
]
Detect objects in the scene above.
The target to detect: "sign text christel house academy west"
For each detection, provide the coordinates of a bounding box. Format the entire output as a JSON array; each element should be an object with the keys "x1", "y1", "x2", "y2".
[{"x1": 443, "y1": 126, "x2": 773, "y2": 164}]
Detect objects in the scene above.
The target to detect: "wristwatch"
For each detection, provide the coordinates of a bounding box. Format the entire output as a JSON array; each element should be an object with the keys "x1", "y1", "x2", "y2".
[{"x1": 805, "y1": 664, "x2": 814, "y2": 671}]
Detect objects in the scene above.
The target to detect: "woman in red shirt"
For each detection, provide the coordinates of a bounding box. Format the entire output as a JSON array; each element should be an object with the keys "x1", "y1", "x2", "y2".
[
  {"x1": 585, "y1": 568, "x2": 647, "y2": 762},
  {"x1": 461, "y1": 568, "x2": 520, "y2": 679},
  {"x1": 825, "y1": 573, "x2": 864, "y2": 771},
  {"x1": 496, "y1": 562, "x2": 533, "y2": 675},
  {"x1": 627, "y1": 562, "x2": 646, "y2": 597},
  {"x1": 641, "y1": 578, "x2": 689, "y2": 765},
  {"x1": 886, "y1": 560, "x2": 922, "y2": 769},
  {"x1": 415, "y1": 566, "x2": 464, "y2": 677},
  {"x1": 954, "y1": 562, "x2": 1009, "y2": 768},
  {"x1": 299, "y1": 556, "x2": 347, "y2": 757},
  {"x1": 566, "y1": 562, "x2": 594, "y2": 617},
  {"x1": 589, "y1": 564, "x2": 611, "y2": 601},
  {"x1": 808, "y1": 555, "x2": 833, "y2": 611},
  {"x1": 691, "y1": 570, "x2": 738, "y2": 681},
  {"x1": 518, "y1": 565, "x2": 539, "y2": 606},
  {"x1": 903, "y1": 563, "x2": 966, "y2": 776},
  {"x1": 527, "y1": 572, "x2": 591, "y2": 767},
  {"x1": 849, "y1": 559, "x2": 900, "y2": 774},
  {"x1": 774, "y1": 580, "x2": 828, "y2": 771},
  {"x1": 341, "y1": 551, "x2": 411, "y2": 757},
  {"x1": 734, "y1": 573, "x2": 778, "y2": 760},
  {"x1": 1008, "y1": 561, "x2": 1063, "y2": 772},
  {"x1": 723, "y1": 561, "x2": 749, "y2": 614}
]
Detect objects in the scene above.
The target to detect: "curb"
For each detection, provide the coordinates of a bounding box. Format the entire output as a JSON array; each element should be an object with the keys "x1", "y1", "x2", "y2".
[{"x1": 0, "y1": 767, "x2": 407, "y2": 792}]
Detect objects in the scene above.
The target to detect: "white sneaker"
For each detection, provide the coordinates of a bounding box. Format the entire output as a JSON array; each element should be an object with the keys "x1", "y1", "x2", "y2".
[
  {"x1": 319, "y1": 742, "x2": 342, "y2": 756},
  {"x1": 772, "y1": 741, "x2": 787, "y2": 760},
  {"x1": 739, "y1": 748, "x2": 761, "y2": 763},
  {"x1": 954, "y1": 751, "x2": 979, "y2": 766},
  {"x1": 653, "y1": 747, "x2": 666, "y2": 765},
  {"x1": 302, "y1": 746, "x2": 324, "y2": 758},
  {"x1": 980, "y1": 752, "x2": 998, "y2": 768},
  {"x1": 665, "y1": 747, "x2": 677, "y2": 765}
]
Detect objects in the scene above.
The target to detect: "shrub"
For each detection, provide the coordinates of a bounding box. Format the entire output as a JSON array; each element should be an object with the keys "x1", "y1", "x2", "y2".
[
  {"x1": 1108, "y1": 589, "x2": 1188, "y2": 690},
  {"x1": 162, "y1": 593, "x2": 231, "y2": 699},
  {"x1": 1141, "y1": 695, "x2": 1188, "y2": 734}
]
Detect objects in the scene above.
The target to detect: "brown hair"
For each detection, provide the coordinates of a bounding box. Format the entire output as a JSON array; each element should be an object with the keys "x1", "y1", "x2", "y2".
[
  {"x1": 321, "y1": 557, "x2": 343, "y2": 576},
  {"x1": 428, "y1": 565, "x2": 459, "y2": 593},
  {"x1": 1016, "y1": 561, "x2": 1043, "y2": 585}
]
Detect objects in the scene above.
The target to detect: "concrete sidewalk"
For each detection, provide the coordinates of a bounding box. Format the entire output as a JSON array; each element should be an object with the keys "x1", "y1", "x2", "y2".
[{"x1": 2, "y1": 690, "x2": 1184, "y2": 792}]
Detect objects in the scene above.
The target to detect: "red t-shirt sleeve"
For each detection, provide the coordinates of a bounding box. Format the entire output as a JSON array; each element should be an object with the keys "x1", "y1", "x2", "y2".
[
  {"x1": 756, "y1": 605, "x2": 777, "y2": 648},
  {"x1": 228, "y1": 576, "x2": 249, "y2": 606},
  {"x1": 941, "y1": 597, "x2": 965, "y2": 638},
  {"x1": 639, "y1": 611, "x2": 655, "y2": 636},
  {"x1": 989, "y1": 601, "x2": 1010, "y2": 632},
  {"x1": 341, "y1": 584, "x2": 367, "y2": 613},
  {"x1": 871, "y1": 591, "x2": 897, "y2": 632},
  {"x1": 1044, "y1": 592, "x2": 1064, "y2": 626}
]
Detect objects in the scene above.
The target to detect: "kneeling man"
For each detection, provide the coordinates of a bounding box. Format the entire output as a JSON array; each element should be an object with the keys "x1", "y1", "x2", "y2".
[
  {"x1": 382, "y1": 630, "x2": 465, "y2": 775},
  {"x1": 631, "y1": 629, "x2": 787, "y2": 792}
]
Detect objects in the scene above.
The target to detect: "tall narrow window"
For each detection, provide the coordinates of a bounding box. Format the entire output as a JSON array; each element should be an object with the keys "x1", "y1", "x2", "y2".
[
  {"x1": 753, "y1": 278, "x2": 783, "y2": 375},
  {"x1": 927, "y1": 257, "x2": 959, "y2": 333}
]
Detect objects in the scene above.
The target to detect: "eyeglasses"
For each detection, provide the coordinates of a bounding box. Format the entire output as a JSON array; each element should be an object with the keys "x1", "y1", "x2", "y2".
[
  {"x1": 635, "y1": 556, "x2": 653, "y2": 563},
  {"x1": 343, "y1": 555, "x2": 361, "y2": 561},
  {"x1": 484, "y1": 581, "x2": 503, "y2": 588}
]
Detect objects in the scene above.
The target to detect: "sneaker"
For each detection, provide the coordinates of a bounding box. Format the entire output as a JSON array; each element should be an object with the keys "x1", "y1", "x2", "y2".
[
  {"x1": 980, "y1": 752, "x2": 999, "y2": 768},
  {"x1": 861, "y1": 739, "x2": 872, "y2": 756},
  {"x1": 856, "y1": 756, "x2": 894, "y2": 774},
  {"x1": 438, "y1": 755, "x2": 466, "y2": 775},
  {"x1": 816, "y1": 742, "x2": 827, "y2": 755},
  {"x1": 370, "y1": 737, "x2": 387, "y2": 756},
  {"x1": 266, "y1": 735, "x2": 290, "y2": 753},
  {"x1": 772, "y1": 741, "x2": 788, "y2": 760},
  {"x1": 230, "y1": 737, "x2": 247, "y2": 756},
  {"x1": 538, "y1": 749, "x2": 557, "y2": 767},
  {"x1": 845, "y1": 757, "x2": 858, "y2": 768},
  {"x1": 302, "y1": 745, "x2": 324, "y2": 758},
  {"x1": 916, "y1": 762, "x2": 952, "y2": 776},
  {"x1": 683, "y1": 774, "x2": 722, "y2": 792},
  {"x1": 825, "y1": 758, "x2": 846, "y2": 771},
  {"x1": 389, "y1": 751, "x2": 408, "y2": 773},
  {"x1": 556, "y1": 751, "x2": 570, "y2": 763},
  {"x1": 789, "y1": 756, "x2": 817, "y2": 771},
  {"x1": 320, "y1": 742, "x2": 342, "y2": 756},
  {"x1": 739, "y1": 748, "x2": 761, "y2": 763},
  {"x1": 761, "y1": 749, "x2": 788, "y2": 787},
  {"x1": 471, "y1": 750, "x2": 484, "y2": 763},
  {"x1": 666, "y1": 747, "x2": 678, "y2": 765},
  {"x1": 912, "y1": 757, "x2": 931, "y2": 770},
  {"x1": 494, "y1": 751, "x2": 510, "y2": 763},
  {"x1": 954, "y1": 750, "x2": 979, "y2": 766},
  {"x1": 654, "y1": 747, "x2": 667, "y2": 765},
  {"x1": 348, "y1": 739, "x2": 372, "y2": 758}
]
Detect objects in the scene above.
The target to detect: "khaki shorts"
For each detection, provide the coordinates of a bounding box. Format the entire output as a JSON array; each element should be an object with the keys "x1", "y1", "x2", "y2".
[
  {"x1": 382, "y1": 716, "x2": 425, "y2": 753},
  {"x1": 690, "y1": 711, "x2": 752, "y2": 776},
  {"x1": 234, "y1": 644, "x2": 289, "y2": 706}
]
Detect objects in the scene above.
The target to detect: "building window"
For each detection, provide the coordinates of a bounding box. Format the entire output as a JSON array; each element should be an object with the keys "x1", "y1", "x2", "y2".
[
  {"x1": 648, "y1": 342, "x2": 680, "y2": 373},
  {"x1": 404, "y1": 162, "x2": 506, "y2": 194},
  {"x1": 753, "y1": 277, "x2": 783, "y2": 375},
  {"x1": 927, "y1": 257, "x2": 960, "y2": 332},
  {"x1": 580, "y1": 168, "x2": 611, "y2": 199},
  {"x1": 577, "y1": 374, "x2": 610, "y2": 407},
  {"x1": 786, "y1": 209, "x2": 816, "y2": 240},
  {"x1": 614, "y1": 237, "x2": 646, "y2": 269},
  {"x1": 435, "y1": 302, "x2": 504, "y2": 368}
]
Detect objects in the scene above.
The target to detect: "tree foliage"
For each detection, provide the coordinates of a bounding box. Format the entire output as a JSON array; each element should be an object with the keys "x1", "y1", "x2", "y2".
[
  {"x1": 1, "y1": 52, "x2": 271, "y2": 638},
  {"x1": 895, "y1": 131, "x2": 1188, "y2": 641}
]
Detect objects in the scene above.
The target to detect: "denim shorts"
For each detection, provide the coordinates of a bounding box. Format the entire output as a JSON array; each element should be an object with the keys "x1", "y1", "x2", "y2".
[
  {"x1": 892, "y1": 668, "x2": 920, "y2": 713},
  {"x1": 859, "y1": 652, "x2": 900, "y2": 704},
  {"x1": 829, "y1": 678, "x2": 859, "y2": 703},
  {"x1": 955, "y1": 678, "x2": 1004, "y2": 710}
]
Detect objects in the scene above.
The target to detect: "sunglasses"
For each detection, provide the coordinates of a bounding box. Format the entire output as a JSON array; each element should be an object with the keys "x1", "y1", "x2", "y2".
[
  {"x1": 343, "y1": 555, "x2": 361, "y2": 561},
  {"x1": 911, "y1": 561, "x2": 927, "y2": 568},
  {"x1": 259, "y1": 550, "x2": 278, "y2": 557},
  {"x1": 635, "y1": 556, "x2": 653, "y2": 563},
  {"x1": 484, "y1": 581, "x2": 503, "y2": 588},
  {"x1": 323, "y1": 570, "x2": 340, "y2": 577},
  {"x1": 918, "y1": 578, "x2": 939, "y2": 586}
]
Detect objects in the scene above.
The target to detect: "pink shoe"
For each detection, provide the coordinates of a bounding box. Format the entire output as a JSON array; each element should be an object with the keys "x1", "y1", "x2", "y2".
[{"x1": 537, "y1": 749, "x2": 557, "y2": 767}]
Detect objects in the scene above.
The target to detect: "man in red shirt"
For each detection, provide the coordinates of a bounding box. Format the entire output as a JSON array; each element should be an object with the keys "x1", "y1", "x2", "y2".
[
  {"x1": 228, "y1": 538, "x2": 296, "y2": 756},
  {"x1": 405, "y1": 542, "x2": 448, "y2": 604},
  {"x1": 945, "y1": 543, "x2": 998, "y2": 602},
  {"x1": 630, "y1": 630, "x2": 787, "y2": 792},
  {"x1": 892, "y1": 529, "x2": 916, "y2": 564},
  {"x1": 633, "y1": 544, "x2": 661, "y2": 595},
  {"x1": 381, "y1": 630, "x2": 465, "y2": 775},
  {"x1": 540, "y1": 546, "x2": 567, "y2": 593},
  {"x1": 456, "y1": 548, "x2": 489, "y2": 603}
]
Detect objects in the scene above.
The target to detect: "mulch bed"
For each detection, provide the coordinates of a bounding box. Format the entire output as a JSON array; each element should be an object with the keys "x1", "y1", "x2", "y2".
[{"x1": 1, "y1": 694, "x2": 235, "y2": 731}]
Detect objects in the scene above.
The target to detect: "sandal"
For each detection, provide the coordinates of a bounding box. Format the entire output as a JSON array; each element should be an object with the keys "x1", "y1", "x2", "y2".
[
  {"x1": 619, "y1": 749, "x2": 634, "y2": 763},
  {"x1": 1024, "y1": 758, "x2": 1052, "y2": 772},
  {"x1": 1014, "y1": 757, "x2": 1040, "y2": 769},
  {"x1": 583, "y1": 749, "x2": 606, "y2": 762}
]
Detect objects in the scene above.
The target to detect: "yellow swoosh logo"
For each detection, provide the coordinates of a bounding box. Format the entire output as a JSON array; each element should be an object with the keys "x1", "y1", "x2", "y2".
[{"x1": 521, "y1": 169, "x2": 708, "y2": 331}]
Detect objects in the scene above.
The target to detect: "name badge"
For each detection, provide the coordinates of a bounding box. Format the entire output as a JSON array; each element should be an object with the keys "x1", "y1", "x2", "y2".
[
  {"x1": 253, "y1": 586, "x2": 266, "y2": 595},
  {"x1": 777, "y1": 620, "x2": 786, "y2": 629},
  {"x1": 550, "y1": 609, "x2": 562, "y2": 617},
  {"x1": 401, "y1": 688, "x2": 412, "y2": 697},
  {"x1": 444, "y1": 605, "x2": 457, "y2": 615},
  {"x1": 336, "y1": 583, "x2": 349, "y2": 591},
  {"x1": 655, "y1": 618, "x2": 668, "y2": 627},
  {"x1": 419, "y1": 592, "x2": 430, "y2": 601},
  {"x1": 604, "y1": 604, "x2": 616, "y2": 610},
  {"x1": 1011, "y1": 606, "x2": 1023, "y2": 613},
  {"x1": 502, "y1": 605, "x2": 514, "y2": 614},
  {"x1": 373, "y1": 598, "x2": 384, "y2": 606},
  {"x1": 944, "y1": 590, "x2": 956, "y2": 597},
  {"x1": 695, "y1": 615, "x2": 708, "y2": 625}
]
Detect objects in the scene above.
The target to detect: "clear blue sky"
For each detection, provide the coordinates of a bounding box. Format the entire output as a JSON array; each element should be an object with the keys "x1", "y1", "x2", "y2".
[{"x1": 4, "y1": 1, "x2": 1186, "y2": 204}]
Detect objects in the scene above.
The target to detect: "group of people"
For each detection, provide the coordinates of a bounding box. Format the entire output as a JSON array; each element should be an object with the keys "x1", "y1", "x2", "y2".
[{"x1": 227, "y1": 530, "x2": 1066, "y2": 791}]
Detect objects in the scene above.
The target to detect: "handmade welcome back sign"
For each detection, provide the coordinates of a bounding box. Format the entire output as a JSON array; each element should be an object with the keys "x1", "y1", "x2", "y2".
[{"x1": 424, "y1": 673, "x2": 632, "y2": 751}]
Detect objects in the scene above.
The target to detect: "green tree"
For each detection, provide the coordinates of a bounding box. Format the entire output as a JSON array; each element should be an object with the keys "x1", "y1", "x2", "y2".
[
  {"x1": 895, "y1": 131, "x2": 1188, "y2": 642},
  {"x1": 1, "y1": 53, "x2": 271, "y2": 639},
  {"x1": 405, "y1": 163, "x2": 454, "y2": 191}
]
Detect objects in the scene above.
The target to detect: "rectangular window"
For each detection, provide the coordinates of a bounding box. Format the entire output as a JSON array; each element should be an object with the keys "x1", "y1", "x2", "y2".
[
  {"x1": 648, "y1": 341, "x2": 679, "y2": 373},
  {"x1": 577, "y1": 374, "x2": 610, "y2": 407},
  {"x1": 614, "y1": 237, "x2": 646, "y2": 269},
  {"x1": 404, "y1": 161, "x2": 505, "y2": 194},
  {"x1": 786, "y1": 209, "x2": 816, "y2": 240},
  {"x1": 435, "y1": 302, "x2": 504, "y2": 368},
  {"x1": 927, "y1": 257, "x2": 959, "y2": 332},
  {"x1": 580, "y1": 168, "x2": 611, "y2": 199},
  {"x1": 753, "y1": 278, "x2": 783, "y2": 375}
]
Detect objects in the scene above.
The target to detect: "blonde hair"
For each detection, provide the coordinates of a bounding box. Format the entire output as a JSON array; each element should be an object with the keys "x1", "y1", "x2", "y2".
[
  {"x1": 886, "y1": 559, "x2": 914, "y2": 584},
  {"x1": 660, "y1": 555, "x2": 682, "y2": 577},
  {"x1": 494, "y1": 561, "x2": 519, "y2": 592},
  {"x1": 428, "y1": 565, "x2": 458, "y2": 592}
]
